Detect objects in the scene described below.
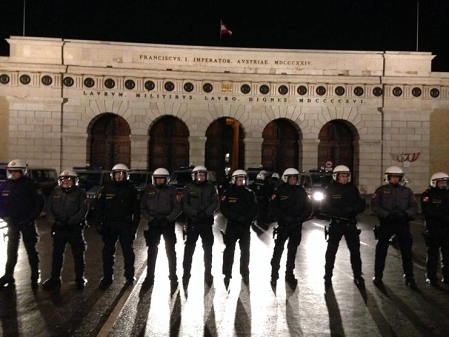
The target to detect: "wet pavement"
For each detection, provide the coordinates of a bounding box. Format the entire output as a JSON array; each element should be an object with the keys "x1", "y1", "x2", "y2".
[{"x1": 1, "y1": 209, "x2": 449, "y2": 336}]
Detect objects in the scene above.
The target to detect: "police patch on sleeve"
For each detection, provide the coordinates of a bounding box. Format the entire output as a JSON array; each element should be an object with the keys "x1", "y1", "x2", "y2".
[{"x1": 422, "y1": 196, "x2": 429, "y2": 203}]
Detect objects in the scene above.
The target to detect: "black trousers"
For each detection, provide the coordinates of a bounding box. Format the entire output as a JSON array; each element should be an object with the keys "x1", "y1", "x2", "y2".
[
  {"x1": 183, "y1": 222, "x2": 214, "y2": 278},
  {"x1": 5, "y1": 223, "x2": 39, "y2": 280},
  {"x1": 375, "y1": 221, "x2": 413, "y2": 279},
  {"x1": 324, "y1": 221, "x2": 362, "y2": 278},
  {"x1": 101, "y1": 220, "x2": 135, "y2": 279},
  {"x1": 144, "y1": 224, "x2": 177, "y2": 281},
  {"x1": 222, "y1": 224, "x2": 251, "y2": 278},
  {"x1": 425, "y1": 227, "x2": 449, "y2": 280},
  {"x1": 270, "y1": 224, "x2": 302, "y2": 278},
  {"x1": 51, "y1": 227, "x2": 86, "y2": 279}
]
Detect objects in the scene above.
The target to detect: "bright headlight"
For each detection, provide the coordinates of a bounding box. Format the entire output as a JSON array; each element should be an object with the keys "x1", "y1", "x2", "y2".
[{"x1": 313, "y1": 192, "x2": 324, "y2": 201}]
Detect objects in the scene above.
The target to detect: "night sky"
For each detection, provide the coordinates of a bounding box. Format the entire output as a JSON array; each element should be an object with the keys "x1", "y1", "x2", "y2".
[{"x1": 1, "y1": 0, "x2": 449, "y2": 71}]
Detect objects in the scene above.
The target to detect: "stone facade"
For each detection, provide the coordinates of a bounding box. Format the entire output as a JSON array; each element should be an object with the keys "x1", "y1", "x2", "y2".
[{"x1": 0, "y1": 36, "x2": 449, "y2": 194}]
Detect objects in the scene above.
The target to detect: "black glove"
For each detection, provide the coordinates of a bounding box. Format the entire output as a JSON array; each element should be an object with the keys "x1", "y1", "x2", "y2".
[
  {"x1": 54, "y1": 220, "x2": 68, "y2": 229},
  {"x1": 386, "y1": 213, "x2": 394, "y2": 222},
  {"x1": 67, "y1": 222, "x2": 78, "y2": 230},
  {"x1": 159, "y1": 217, "x2": 169, "y2": 227},
  {"x1": 196, "y1": 210, "x2": 208, "y2": 221},
  {"x1": 393, "y1": 210, "x2": 408, "y2": 222},
  {"x1": 237, "y1": 216, "x2": 246, "y2": 224},
  {"x1": 341, "y1": 207, "x2": 353, "y2": 216}
]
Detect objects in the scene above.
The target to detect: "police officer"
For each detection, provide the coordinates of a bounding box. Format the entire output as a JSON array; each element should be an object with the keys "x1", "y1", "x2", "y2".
[
  {"x1": 249, "y1": 170, "x2": 271, "y2": 224},
  {"x1": 42, "y1": 169, "x2": 88, "y2": 290},
  {"x1": 140, "y1": 168, "x2": 182, "y2": 288},
  {"x1": 322, "y1": 165, "x2": 366, "y2": 286},
  {"x1": 220, "y1": 170, "x2": 258, "y2": 285},
  {"x1": 182, "y1": 165, "x2": 219, "y2": 286},
  {"x1": 269, "y1": 168, "x2": 312, "y2": 286},
  {"x1": 371, "y1": 166, "x2": 418, "y2": 288},
  {"x1": 94, "y1": 164, "x2": 141, "y2": 289},
  {"x1": 421, "y1": 172, "x2": 449, "y2": 285},
  {"x1": 0, "y1": 159, "x2": 45, "y2": 288},
  {"x1": 268, "y1": 172, "x2": 281, "y2": 195}
]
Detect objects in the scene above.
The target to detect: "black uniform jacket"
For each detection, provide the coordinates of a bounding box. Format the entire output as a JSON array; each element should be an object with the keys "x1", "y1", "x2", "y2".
[
  {"x1": 182, "y1": 182, "x2": 218, "y2": 224},
  {"x1": 220, "y1": 185, "x2": 258, "y2": 223},
  {"x1": 46, "y1": 186, "x2": 88, "y2": 226},
  {"x1": 421, "y1": 187, "x2": 449, "y2": 229},
  {"x1": 270, "y1": 183, "x2": 312, "y2": 225},
  {"x1": 322, "y1": 181, "x2": 366, "y2": 220},
  {"x1": 371, "y1": 183, "x2": 418, "y2": 219},
  {"x1": 0, "y1": 176, "x2": 45, "y2": 224},
  {"x1": 140, "y1": 184, "x2": 182, "y2": 223},
  {"x1": 94, "y1": 181, "x2": 140, "y2": 223}
]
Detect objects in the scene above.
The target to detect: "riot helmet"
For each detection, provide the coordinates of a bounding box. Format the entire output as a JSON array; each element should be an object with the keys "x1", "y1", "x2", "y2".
[
  {"x1": 332, "y1": 165, "x2": 351, "y2": 183},
  {"x1": 191, "y1": 165, "x2": 208, "y2": 182},
  {"x1": 7, "y1": 159, "x2": 27, "y2": 179},
  {"x1": 152, "y1": 167, "x2": 170, "y2": 186},
  {"x1": 111, "y1": 163, "x2": 129, "y2": 182},
  {"x1": 58, "y1": 169, "x2": 78, "y2": 191},
  {"x1": 385, "y1": 166, "x2": 405, "y2": 184},
  {"x1": 231, "y1": 169, "x2": 248, "y2": 186},
  {"x1": 282, "y1": 168, "x2": 300, "y2": 184},
  {"x1": 430, "y1": 172, "x2": 449, "y2": 188}
]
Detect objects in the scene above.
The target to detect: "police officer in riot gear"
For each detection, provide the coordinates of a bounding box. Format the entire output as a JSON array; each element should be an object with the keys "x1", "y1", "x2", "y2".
[
  {"x1": 42, "y1": 169, "x2": 88, "y2": 290},
  {"x1": 249, "y1": 170, "x2": 271, "y2": 224},
  {"x1": 322, "y1": 165, "x2": 366, "y2": 286},
  {"x1": 269, "y1": 168, "x2": 312, "y2": 286},
  {"x1": 421, "y1": 172, "x2": 449, "y2": 285},
  {"x1": 0, "y1": 159, "x2": 45, "y2": 288},
  {"x1": 220, "y1": 170, "x2": 258, "y2": 285},
  {"x1": 140, "y1": 168, "x2": 182, "y2": 288},
  {"x1": 371, "y1": 166, "x2": 418, "y2": 288},
  {"x1": 182, "y1": 165, "x2": 219, "y2": 286},
  {"x1": 94, "y1": 164, "x2": 140, "y2": 289}
]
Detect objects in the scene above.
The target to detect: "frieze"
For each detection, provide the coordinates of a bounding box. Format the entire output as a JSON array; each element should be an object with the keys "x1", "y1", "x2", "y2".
[
  {"x1": 82, "y1": 90, "x2": 366, "y2": 105},
  {"x1": 137, "y1": 54, "x2": 311, "y2": 67}
]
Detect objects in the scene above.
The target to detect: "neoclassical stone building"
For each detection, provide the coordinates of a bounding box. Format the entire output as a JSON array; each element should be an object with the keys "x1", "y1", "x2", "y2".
[{"x1": 0, "y1": 36, "x2": 448, "y2": 194}]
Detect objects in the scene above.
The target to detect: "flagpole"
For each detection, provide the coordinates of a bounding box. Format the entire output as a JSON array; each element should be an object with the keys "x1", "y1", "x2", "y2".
[
  {"x1": 22, "y1": 0, "x2": 26, "y2": 36},
  {"x1": 416, "y1": 1, "x2": 419, "y2": 51}
]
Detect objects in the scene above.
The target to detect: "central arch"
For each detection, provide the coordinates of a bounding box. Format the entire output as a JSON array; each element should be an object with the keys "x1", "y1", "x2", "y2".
[
  {"x1": 149, "y1": 116, "x2": 189, "y2": 172},
  {"x1": 205, "y1": 117, "x2": 245, "y2": 178},
  {"x1": 262, "y1": 118, "x2": 300, "y2": 173}
]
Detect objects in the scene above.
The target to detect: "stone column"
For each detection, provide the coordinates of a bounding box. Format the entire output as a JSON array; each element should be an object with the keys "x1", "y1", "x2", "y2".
[
  {"x1": 189, "y1": 135, "x2": 207, "y2": 166},
  {"x1": 301, "y1": 138, "x2": 320, "y2": 171},
  {"x1": 130, "y1": 134, "x2": 148, "y2": 169},
  {"x1": 244, "y1": 137, "x2": 263, "y2": 169},
  {"x1": 61, "y1": 133, "x2": 89, "y2": 171}
]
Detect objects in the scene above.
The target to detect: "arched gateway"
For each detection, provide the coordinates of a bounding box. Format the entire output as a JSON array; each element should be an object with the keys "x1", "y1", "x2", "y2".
[{"x1": 89, "y1": 113, "x2": 131, "y2": 170}]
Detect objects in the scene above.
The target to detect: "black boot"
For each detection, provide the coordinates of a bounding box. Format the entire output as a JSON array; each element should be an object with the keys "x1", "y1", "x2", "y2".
[{"x1": 42, "y1": 278, "x2": 61, "y2": 290}]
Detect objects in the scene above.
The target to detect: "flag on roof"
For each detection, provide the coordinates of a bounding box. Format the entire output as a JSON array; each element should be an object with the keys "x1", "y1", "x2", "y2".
[{"x1": 220, "y1": 20, "x2": 232, "y2": 37}]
